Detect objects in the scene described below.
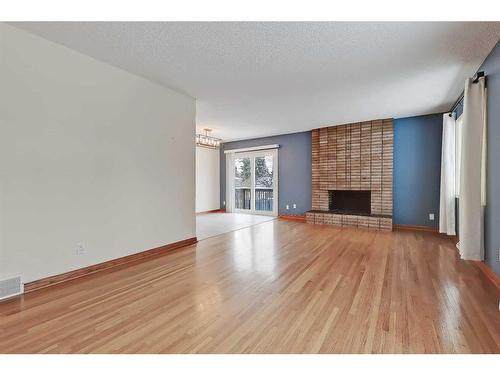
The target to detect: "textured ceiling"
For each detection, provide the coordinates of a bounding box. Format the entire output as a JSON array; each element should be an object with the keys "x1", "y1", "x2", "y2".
[{"x1": 12, "y1": 22, "x2": 500, "y2": 141}]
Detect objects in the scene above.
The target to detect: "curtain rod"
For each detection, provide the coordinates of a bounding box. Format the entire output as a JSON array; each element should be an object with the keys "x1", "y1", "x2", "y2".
[{"x1": 449, "y1": 71, "x2": 485, "y2": 117}]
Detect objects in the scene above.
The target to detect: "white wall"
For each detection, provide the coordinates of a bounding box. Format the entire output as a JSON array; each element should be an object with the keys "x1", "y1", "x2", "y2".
[
  {"x1": 0, "y1": 24, "x2": 196, "y2": 283},
  {"x1": 195, "y1": 147, "x2": 220, "y2": 213}
]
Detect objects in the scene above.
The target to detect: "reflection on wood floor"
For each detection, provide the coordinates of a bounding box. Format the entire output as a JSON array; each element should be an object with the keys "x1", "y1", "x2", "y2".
[
  {"x1": 0, "y1": 220, "x2": 499, "y2": 353},
  {"x1": 196, "y1": 212, "x2": 274, "y2": 240}
]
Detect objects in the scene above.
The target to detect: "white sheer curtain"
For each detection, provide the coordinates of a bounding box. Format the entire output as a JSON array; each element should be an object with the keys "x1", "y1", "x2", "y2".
[
  {"x1": 455, "y1": 115, "x2": 463, "y2": 196},
  {"x1": 225, "y1": 153, "x2": 234, "y2": 213},
  {"x1": 458, "y1": 77, "x2": 487, "y2": 260},
  {"x1": 439, "y1": 113, "x2": 456, "y2": 235}
]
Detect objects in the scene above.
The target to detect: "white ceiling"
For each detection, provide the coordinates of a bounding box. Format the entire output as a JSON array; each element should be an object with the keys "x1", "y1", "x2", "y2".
[{"x1": 12, "y1": 22, "x2": 500, "y2": 141}]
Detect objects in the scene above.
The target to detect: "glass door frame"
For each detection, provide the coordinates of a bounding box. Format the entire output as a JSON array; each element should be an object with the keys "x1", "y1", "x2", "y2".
[{"x1": 232, "y1": 149, "x2": 278, "y2": 217}]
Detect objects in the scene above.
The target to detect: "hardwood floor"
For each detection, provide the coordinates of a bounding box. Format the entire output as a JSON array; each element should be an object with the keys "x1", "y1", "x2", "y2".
[{"x1": 0, "y1": 220, "x2": 498, "y2": 353}]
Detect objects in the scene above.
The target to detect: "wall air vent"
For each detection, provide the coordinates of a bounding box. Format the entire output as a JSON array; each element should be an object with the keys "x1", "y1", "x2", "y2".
[{"x1": 0, "y1": 275, "x2": 23, "y2": 300}]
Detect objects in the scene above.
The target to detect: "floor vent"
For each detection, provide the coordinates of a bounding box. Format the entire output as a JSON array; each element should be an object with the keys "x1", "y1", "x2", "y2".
[{"x1": 0, "y1": 275, "x2": 23, "y2": 300}]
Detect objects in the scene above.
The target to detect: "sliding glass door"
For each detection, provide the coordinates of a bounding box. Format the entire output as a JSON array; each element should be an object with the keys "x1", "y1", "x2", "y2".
[
  {"x1": 234, "y1": 156, "x2": 252, "y2": 210},
  {"x1": 254, "y1": 155, "x2": 274, "y2": 213},
  {"x1": 232, "y1": 149, "x2": 278, "y2": 216}
]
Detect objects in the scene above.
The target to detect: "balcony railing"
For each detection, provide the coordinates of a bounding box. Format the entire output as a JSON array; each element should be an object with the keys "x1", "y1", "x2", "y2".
[
  {"x1": 235, "y1": 188, "x2": 273, "y2": 212},
  {"x1": 255, "y1": 188, "x2": 273, "y2": 211},
  {"x1": 235, "y1": 188, "x2": 251, "y2": 210}
]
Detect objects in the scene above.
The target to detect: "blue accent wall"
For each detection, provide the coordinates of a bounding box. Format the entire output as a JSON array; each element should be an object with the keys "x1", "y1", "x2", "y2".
[
  {"x1": 479, "y1": 40, "x2": 500, "y2": 276},
  {"x1": 220, "y1": 131, "x2": 312, "y2": 215},
  {"x1": 393, "y1": 114, "x2": 443, "y2": 228}
]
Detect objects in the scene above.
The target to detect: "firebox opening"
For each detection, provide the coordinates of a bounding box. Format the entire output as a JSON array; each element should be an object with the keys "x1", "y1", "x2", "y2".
[{"x1": 328, "y1": 190, "x2": 371, "y2": 215}]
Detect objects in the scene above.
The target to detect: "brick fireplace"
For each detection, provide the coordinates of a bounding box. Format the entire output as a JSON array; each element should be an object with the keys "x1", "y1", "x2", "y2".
[{"x1": 306, "y1": 119, "x2": 393, "y2": 230}]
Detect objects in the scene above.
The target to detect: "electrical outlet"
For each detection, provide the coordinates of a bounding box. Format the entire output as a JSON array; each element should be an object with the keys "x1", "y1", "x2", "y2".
[
  {"x1": 293, "y1": 203, "x2": 297, "y2": 209},
  {"x1": 286, "y1": 204, "x2": 289, "y2": 210},
  {"x1": 76, "y1": 242, "x2": 86, "y2": 256},
  {"x1": 429, "y1": 213, "x2": 435, "y2": 221}
]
